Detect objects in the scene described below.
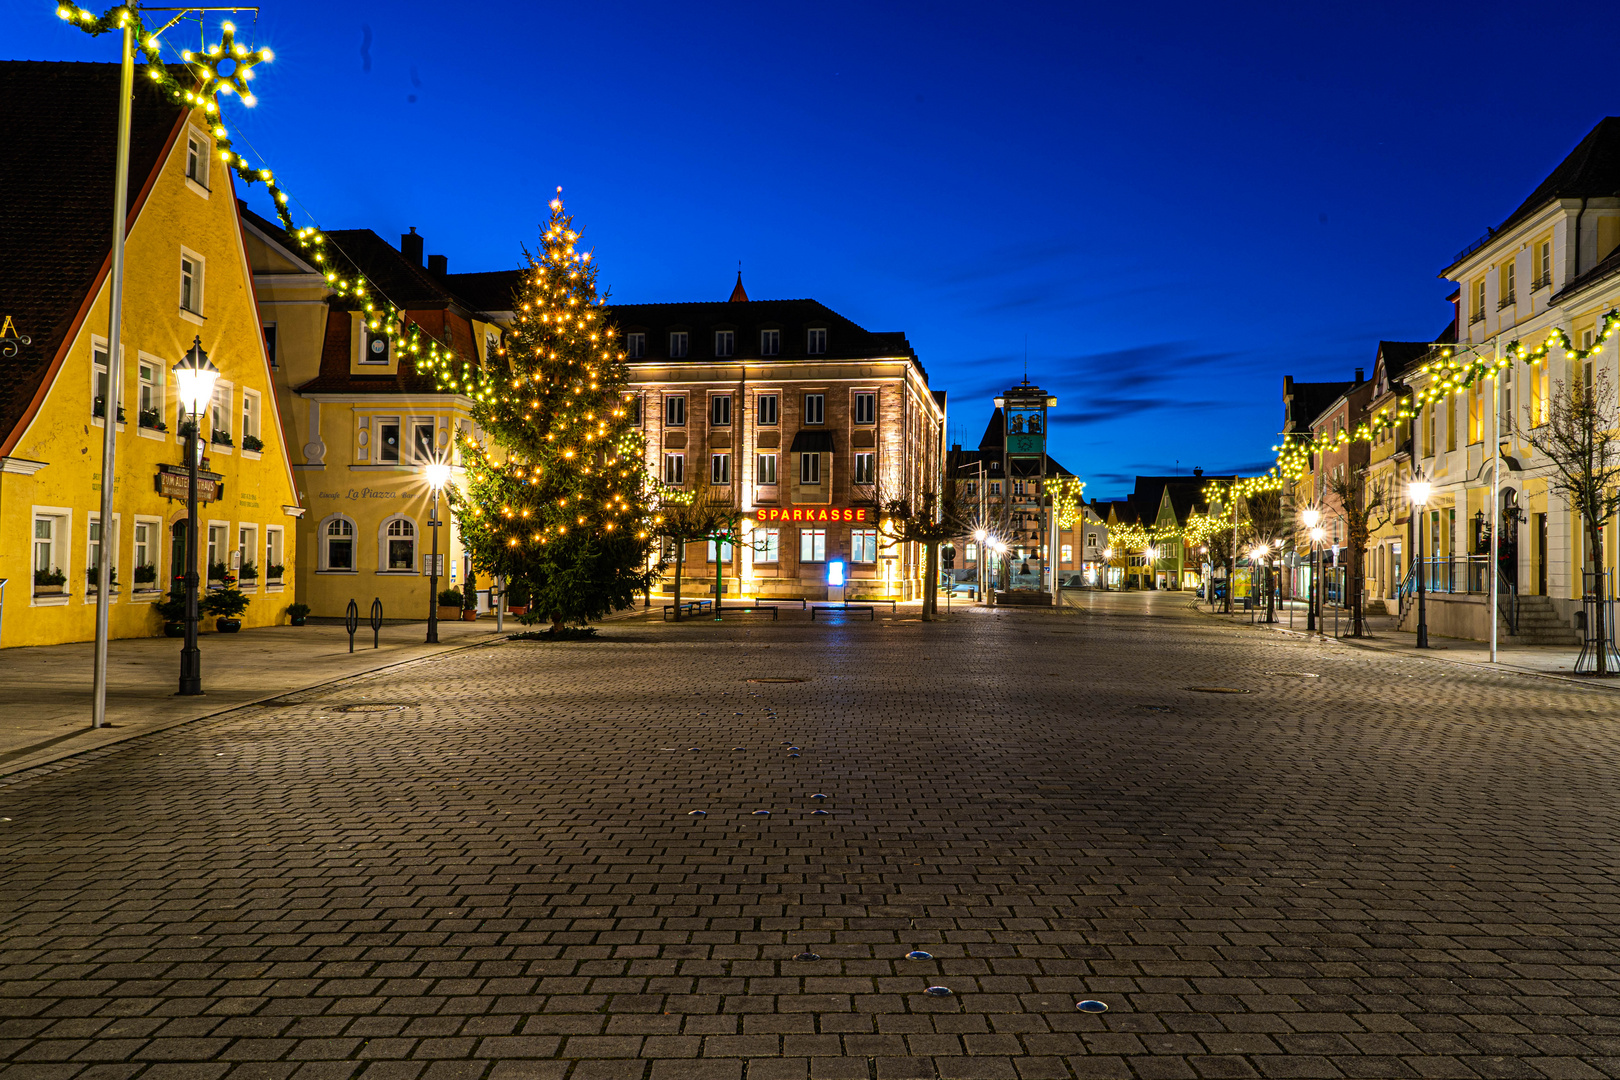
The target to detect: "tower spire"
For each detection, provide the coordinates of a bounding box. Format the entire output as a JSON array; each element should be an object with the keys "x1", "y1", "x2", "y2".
[{"x1": 729, "y1": 263, "x2": 749, "y2": 303}]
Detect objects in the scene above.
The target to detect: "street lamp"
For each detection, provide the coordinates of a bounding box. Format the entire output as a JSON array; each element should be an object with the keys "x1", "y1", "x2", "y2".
[
  {"x1": 1409, "y1": 476, "x2": 1432, "y2": 648},
  {"x1": 1251, "y1": 542, "x2": 1272, "y2": 622},
  {"x1": 1301, "y1": 508, "x2": 1322, "y2": 631},
  {"x1": 1309, "y1": 526, "x2": 1326, "y2": 635},
  {"x1": 974, "y1": 528, "x2": 988, "y2": 601},
  {"x1": 1144, "y1": 545, "x2": 1160, "y2": 591},
  {"x1": 424, "y1": 459, "x2": 452, "y2": 644},
  {"x1": 172, "y1": 338, "x2": 219, "y2": 696},
  {"x1": 1102, "y1": 546, "x2": 1113, "y2": 591}
]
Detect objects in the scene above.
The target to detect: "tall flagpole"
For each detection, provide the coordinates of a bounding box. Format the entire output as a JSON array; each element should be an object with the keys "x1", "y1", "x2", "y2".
[{"x1": 92, "y1": 14, "x2": 136, "y2": 730}]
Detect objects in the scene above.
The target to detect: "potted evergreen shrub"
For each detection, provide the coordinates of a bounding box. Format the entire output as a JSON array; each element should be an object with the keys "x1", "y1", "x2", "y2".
[
  {"x1": 33, "y1": 566, "x2": 66, "y2": 596},
  {"x1": 286, "y1": 602, "x2": 310, "y2": 626},
  {"x1": 437, "y1": 587, "x2": 463, "y2": 622},
  {"x1": 155, "y1": 584, "x2": 188, "y2": 637},
  {"x1": 505, "y1": 578, "x2": 530, "y2": 616},
  {"x1": 202, "y1": 585, "x2": 250, "y2": 632}
]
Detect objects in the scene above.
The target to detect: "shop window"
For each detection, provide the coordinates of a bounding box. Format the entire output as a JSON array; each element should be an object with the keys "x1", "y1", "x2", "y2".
[
  {"x1": 852, "y1": 528, "x2": 878, "y2": 563},
  {"x1": 754, "y1": 528, "x2": 779, "y2": 563},
  {"x1": 385, "y1": 517, "x2": 417, "y2": 570},
  {"x1": 324, "y1": 516, "x2": 356, "y2": 571},
  {"x1": 799, "y1": 527, "x2": 826, "y2": 562},
  {"x1": 706, "y1": 539, "x2": 733, "y2": 562}
]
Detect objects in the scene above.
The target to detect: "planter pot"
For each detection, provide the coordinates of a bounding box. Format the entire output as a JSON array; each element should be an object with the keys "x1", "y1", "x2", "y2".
[
  {"x1": 289, "y1": 615, "x2": 306, "y2": 626},
  {"x1": 34, "y1": 584, "x2": 64, "y2": 595},
  {"x1": 215, "y1": 618, "x2": 242, "y2": 633},
  {"x1": 164, "y1": 621, "x2": 185, "y2": 637},
  {"x1": 507, "y1": 606, "x2": 528, "y2": 616},
  {"x1": 461, "y1": 609, "x2": 479, "y2": 621},
  {"x1": 437, "y1": 605, "x2": 461, "y2": 621}
]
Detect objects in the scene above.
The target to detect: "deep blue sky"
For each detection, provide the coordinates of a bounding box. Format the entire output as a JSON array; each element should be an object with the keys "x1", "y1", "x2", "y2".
[{"x1": 15, "y1": 1, "x2": 1616, "y2": 495}]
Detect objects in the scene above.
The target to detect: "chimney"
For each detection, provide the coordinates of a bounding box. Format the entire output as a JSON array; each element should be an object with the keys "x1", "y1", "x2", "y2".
[
  {"x1": 428, "y1": 253, "x2": 447, "y2": 277},
  {"x1": 1354, "y1": 366, "x2": 1365, "y2": 383},
  {"x1": 401, "y1": 227, "x2": 423, "y2": 266}
]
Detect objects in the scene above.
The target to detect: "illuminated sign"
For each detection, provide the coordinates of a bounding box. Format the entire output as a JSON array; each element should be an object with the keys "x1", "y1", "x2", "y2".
[
  {"x1": 827, "y1": 560, "x2": 846, "y2": 586},
  {"x1": 755, "y1": 506, "x2": 870, "y2": 523}
]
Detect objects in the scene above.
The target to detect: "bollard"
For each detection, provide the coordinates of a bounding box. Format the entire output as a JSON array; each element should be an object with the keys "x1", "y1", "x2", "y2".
[
  {"x1": 370, "y1": 597, "x2": 383, "y2": 648},
  {"x1": 345, "y1": 598, "x2": 359, "y2": 653}
]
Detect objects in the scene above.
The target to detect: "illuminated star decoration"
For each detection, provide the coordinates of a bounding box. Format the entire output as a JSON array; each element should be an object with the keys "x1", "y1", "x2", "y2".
[{"x1": 180, "y1": 21, "x2": 272, "y2": 112}]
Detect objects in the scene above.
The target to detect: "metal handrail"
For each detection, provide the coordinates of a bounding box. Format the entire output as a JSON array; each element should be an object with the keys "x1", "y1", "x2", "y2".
[{"x1": 1495, "y1": 570, "x2": 1517, "y2": 637}]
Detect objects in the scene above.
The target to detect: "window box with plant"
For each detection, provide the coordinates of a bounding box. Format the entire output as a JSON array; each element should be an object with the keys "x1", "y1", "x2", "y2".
[
  {"x1": 239, "y1": 561, "x2": 259, "y2": 582},
  {"x1": 86, "y1": 565, "x2": 117, "y2": 592},
  {"x1": 177, "y1": 419, "x2": 199, "y2": 441},
  {"x1": 133, "y1": 563, "x2": 158, "y2": 590},
  {"x1": 285, "y1": 602, "x2": 310, "y2": 626},
  {"x1": 208, "y1": 561, "x2": 231, "y2": 586},
  {"x1": 138, "y1": 408, "x2": 168, "y2": 432},
  {"x1": 266, "y1": 562, "x2": 285, "y2": 583},
  {"x1": 92, "y1": 398, "x2": 126, "y2": 423},
  {"x1": 201, "y1": 584, "x2": 250, "y2": 632},
  {"x1": 34, "y1": 566, "x2": 67, "y2": 595},
  {"x1": 211, "y1": 428, "x2": 233, "y2": 447},
  {"x1": 438, "y1": 587, "x2": 463, "y2": 622},
  {"x1": 241, "y1": 433, "x2": 264, "y2": 453}
]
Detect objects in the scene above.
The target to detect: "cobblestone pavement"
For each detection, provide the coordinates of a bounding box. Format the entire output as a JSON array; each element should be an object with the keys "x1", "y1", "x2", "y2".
[{"x1": 3, "y1": 594, "x2": 1620, "y2": 1080}]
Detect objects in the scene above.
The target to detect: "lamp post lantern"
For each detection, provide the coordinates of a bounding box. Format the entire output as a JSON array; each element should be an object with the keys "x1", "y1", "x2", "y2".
[
  {"x1": 424, "y1": 460, "x2": 451, "y2": 644},
  {"x1": 1301, "y1": 508, "x2": 1322, "y2": 631},
  {"x1": 172, "y1": 338, "x2": 219, "y2": 696},
  {"x1": 1409, "y1": 477, "x2": 1432, "y2": 648}
]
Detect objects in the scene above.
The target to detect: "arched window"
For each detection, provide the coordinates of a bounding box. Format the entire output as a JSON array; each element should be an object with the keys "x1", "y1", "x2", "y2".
[
  {"x1": 322, "y1": 516, "x2": 356, "y2": 571},
  {"x1": 383, "y1": 515, "x2": 417, "y2": 571}
]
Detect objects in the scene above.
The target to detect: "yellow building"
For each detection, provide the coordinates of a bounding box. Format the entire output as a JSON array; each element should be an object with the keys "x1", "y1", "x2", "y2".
[
  {"x1": 0, "y1": 62, "x2": 300, "y2": 647},
  {"x1": 241, "y1": 214, "x2": 519, "y2": 618}
]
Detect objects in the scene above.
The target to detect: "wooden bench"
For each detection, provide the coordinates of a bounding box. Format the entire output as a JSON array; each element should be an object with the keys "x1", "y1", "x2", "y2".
[
  {"x1": 848, "y1": 596, "x2": 898, "y2": 612},
  {"x1": 810, "y1": 604, "x2": 875, "y2": 621},
  {"x1": 720, "y1": 604, "x2": 778, "y2": 620},
  {"x1": 662, "y1": 599, "x2": 713, "y2": 620}
]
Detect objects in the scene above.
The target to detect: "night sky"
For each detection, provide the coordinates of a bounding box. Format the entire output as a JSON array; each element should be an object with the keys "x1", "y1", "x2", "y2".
[{"x1": 12, "y1": 1, "x2": 1615, "y2": 497}]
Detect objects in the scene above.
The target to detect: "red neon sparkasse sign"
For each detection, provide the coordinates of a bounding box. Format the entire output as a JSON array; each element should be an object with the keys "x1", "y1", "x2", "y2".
[{"x1": 754, "y1": 505, "x2": 871, "y2": 523}]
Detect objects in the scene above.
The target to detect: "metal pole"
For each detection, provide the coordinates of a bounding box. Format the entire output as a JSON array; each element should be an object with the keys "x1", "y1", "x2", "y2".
[
  {"x1": 1490, "y1": 366, "x2": 1500, "y2": 663},
  {"x1": 1228, "y1": 483, "x2": 1238, "y2": 615},
  {"x1": 178, "y1": 418, "x2": 203, "y2": 695},
  {"x1": 1416, "y1": 504, "x2": 1429, "y2": 648},
  {"x1": 1306, "y1": 538, "x2": 1316, "y2": 632},
  {"x1": 92, "y1": 20, "x2": 136, "y2": 728},
  {"x1": 496, "y1": 573, "x2": 504, "y2": 632},
  {"x1": 427, "y1": 487, "x2": 440, "y2": 643}
]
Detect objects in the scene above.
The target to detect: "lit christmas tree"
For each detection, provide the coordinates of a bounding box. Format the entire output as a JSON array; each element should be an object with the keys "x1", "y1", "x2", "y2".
[{"x1": 452, "y1": 193, "x2": 656, "y2": 631}]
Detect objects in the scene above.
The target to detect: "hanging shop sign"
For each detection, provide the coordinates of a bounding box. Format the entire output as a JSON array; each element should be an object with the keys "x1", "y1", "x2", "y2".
[{"x1": 156, "y1": 463, "x2": 224, "y2": 504}]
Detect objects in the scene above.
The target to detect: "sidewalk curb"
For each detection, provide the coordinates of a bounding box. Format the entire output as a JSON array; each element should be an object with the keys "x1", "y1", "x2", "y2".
[
  {"x1": 0, "y1": 633, "x2": 509, "y2": 787},
  {"x1": 1194, "y1": 605, "x2": 1620, "y2": 694}
]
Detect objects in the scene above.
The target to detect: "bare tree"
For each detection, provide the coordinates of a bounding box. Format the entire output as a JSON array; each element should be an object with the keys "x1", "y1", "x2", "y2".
[
  {"x1": 860, "y1": 472, "x2": 963, "y2": 622},
  {"x1": 1323, "y1": 466, "x2": 1390, "y2": 638},
  {"x1": 1240, "y1": 489, "x2": 1287, "y2": 622},
  {"x1": 653, "y1": 490, "x2": 740, "y2": 621},
  {"x1": 1516, "y1": 371, "x2": 1620, "y2": 673}
]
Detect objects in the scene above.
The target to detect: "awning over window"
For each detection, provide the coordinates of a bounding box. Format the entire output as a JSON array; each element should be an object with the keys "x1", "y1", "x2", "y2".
[{"x1": 789, "y1": 430, "x2": 836, "y2": 453}]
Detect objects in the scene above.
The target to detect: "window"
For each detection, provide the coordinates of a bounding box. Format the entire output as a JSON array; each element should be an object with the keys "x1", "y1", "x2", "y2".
[
  {"x1": 133, "y1": 520, "x2": 156, "y2": 584},
  {"x1": 1062, "y1": 544, "x2": 1074, "y2": 563},
  {"x1": 361, "y1": 330, "x2": 389, "y2": 364},
  {"x1": 628, "y1": 394, "x2": 643, "y2": 424},
  {"x1": 1538, "y1": 241, "x2": 1552, "y2": 288},
  {"x1": 265, "y1": 527, "x2": 284, "y2": 580},
  {"x1": 242, "y1": 390, "x2": 261, "y2": 449},
  {"x1": 807, "y1": 328, "x2": 827, "y2": 354},
  {"x1": 386, "y1": 518, "x2": 416, "y2": 570},
  {"x1": 1014, "y1": 480, "x2": 1026, "y2": 496},
  {"x1": 626, "y1": 332, "x2": 645, "y2": 358},
  {"x1": 1467, "y1": 382, "x2": 1483, "y2": 444},
  {"x1": 853, "y1": 452, "x2": 875, "y2": 484},
  {"x1": 180, "y1": 253, "x2": 203, "y2": 315},
  {"x1": 1498, "y1": 262, "x2": 1516, "y2": 308},
  {"x1": 754, "y1": 528, "x2": 779, "y2": 563},
  {"x1": 411, "y1": 419, "x2": 436, "y2": 463},
  {"x1": 1500, "y1": 364, "x2": 1513, "y2": 433},
  {"x1": 92, "y1": 342, "x2": 112, "y2": 420},
  {"x1": 715, "y1": 330, "x2": 734, "y2": 357},
  {"x1": 185, "y1": 131, "x2": 208, "y2": 187},
  {"x1": 87, "y1": 518, "x2": 107, "y2": 588},
  {"x1": 990, "y1": 481, "x2": 1002, "y2": 495},
  {"x1": 799, "y1": 527, "x2": 827, "y2": 562},
  {"x1": 669, "y1": 331, "x2": 688, "y2": 358},
  {"x1": 757, "y1": 453, "x2": 777, "y2": 485},
  {"x1": 803, "y1": 394, "x2": 825, "y2": 424},
  {"x1": 761, "y1": 329, "x2": 780, "y2": 356},
  {"x1": 207, "y1": 524, "x2": 227, "y2": 578},
  {"x1": 665, "y1": 395, "x2": 686, "y2": 427},
  {"x1": 1531, "y1": 362, "x2": 1548, "y2": 426},
  {"x1": 34, "y1": 515, "x2": 61, "y2": 582},
  {"x1": 484, "y1": 331, "x2": 499, "y2": 362},
  {"x1": 376, "y1": 417, "x2": 401, "y2": 463},
  {"x1": 711, "y1": 452, "x2": 731, "y2": 486},
  {"x1": 800, "y1": 452, "x2": 821, "y2": 484},
  {"x1": 1470, "y1": 279, "x2": 1485, "y2": 323},
  {"x1": 138, "y1": 359, "x2": 160, "y2": 425},
  {"x1": 238, "y1": 525, "x2": 257, "y2": 579},
  {"x1": 325, "y1": 517, "x2": 355, "y2": 571},
  {"x1": 262, "y1": 322, "x2": 277, "y2": 368},
  {"x1": 966, "y1": 542, "x2": 978, "y2": 562},
  {"x1": 711, "y1": 395, "x2": 731, "y2": 426},
  {"x1": 852, "y1": 528, "x2": 878, "y2": 563},
  {"x1": 757, "y1": 393, "x2": 778, "y2": 425},
  {"x1": 853, "y1": 392, "x2": 876, "y2": 425},
  {"x1": 1446, "y1": 396, "x2": 1456, "y2": 451},
  {"x1": 209, "y1": 384, "x2": 231, "y2": 445},
  {"x1": 663, "y1": 452, "x2": 685, "y2": 486},
  {"x1": 964, "y1": 480, "x2": 977, "y2": 496},
  {"x1": 706, "y1": 539, "x2": 733, "y2": 563}
]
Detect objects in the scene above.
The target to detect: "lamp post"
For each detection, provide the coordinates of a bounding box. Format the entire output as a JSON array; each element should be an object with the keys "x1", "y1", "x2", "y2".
[
  {"x1": 1145, "y1": 545, "x2": 1161, "y2": 591},
  {"x1": 1302, "y1": 508, "x2": 1322, "y2": 630},
  {"x1": 172, "y1": 338, "x2": 219, "y2": 696},
  {"x1": 1102, "y1": 546, "x2": 1113, "y2": 591},
  {"x1": 1309, "y1": 526, "x2": 1326, "y2": 635},
  {"x1": 1410, "y1": 477, "x2": 1431, "y2": 648},
  {"x1": 424, "y1": 460, "x2": 451, "y2": 644},
  {"x1": 974, "y1": 528, "x2": 987, "y2": 602},
  {"x1": 1251, "y1": 542, "x2": 1271, "y2": 622}
]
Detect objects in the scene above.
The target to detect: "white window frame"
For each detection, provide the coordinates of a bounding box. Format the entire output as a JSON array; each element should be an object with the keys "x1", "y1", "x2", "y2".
[
  {"x1": 760, "y1": 329, "x2": 780, "y2": 356},
  {"x1": 714, "y1": 330, "x2": 735, "y2": 357},
  {"x1": 757, "y1": 393, "x2": 779, "y2": 426},
  {"x1": 374, "y1": 415, "x2": 402, "y2": 464},
  {"x1": 206, "y1": 521, "x2": 229, "y2": 582},
  {"x1": 754, "y1": 527, "x2": 779, "y2": 563},
  {"x1": 853, "y1": 391, "x2": 876, "y2": 425},
  {"x1": 32, "y1": 507, "x2": 73, "y2": 605},
  {"x1": 319, "y1": 513, "x2": 359, "y2": 573},
  {"x1": 799, "y1": 527, "x2": 827, "y2": 562},
  {"x1": 237, "y1": 523, "x2": 258, "y2": 589},
  {"x1": 966, "y1": 542, "x2": 978, "y2": 563},
  {"x1": 90, "y1": 336, "x2": 122, "y2": 425},
  {"x1": 131, "y1": 515, "x2": 163, "y2": 593},
  {"x1": 800, "y1": 452, "x2": 821, "y2": 485},
  {"x1": 1062, "y1": 543, "x2": 1074, "y2": 563},
  {"x1": 86, "y1": 512, "x2": 120, "y2": 599},
  {"x1": 710, "y1": 394, "x2": 732, "y2": 427},
  {"x1": 184, "y1": 125, "x2": 211, "y2": 195},
  {"x1": 135, "y1": 351, "x2": 166, "y2": 439},
  {"x1": 665, "y1": 395, "x2": 686, "y2": 427},
  {"x1": 853, "y1": 452, "x2": 875, "y2": 485},
  {"x1": 807, "y1": 327, "x2": 827, "y2": 354},
  {"x1": 669, "y1": 331, "x2": 688, "y2": 358},
  {"x1": 179, "y1": 247, "x2": 206, "y2": 323},
  {"x1": 264, "y1": 525, "x2": 286, "y2": 587},
  {"x1": 378, "y1": 513, "x2": 419, "y2": 573},
  {"x1": 663, "y1": 452, "x2": 685, "y2": 487},
  {"x1": 626, "y1": 332, "x2": 645, "y2": 359},
  {"x1": 710, "y1": 452, "x2": 731, "y2": 486},
  {"x1": 263, "y1": 321, "x2": 278, "y2": 369},
  {"x1": 803, "y1": 394, "x2": 825, "y2": 425},
  {"x1": 706, "y1": 539, "x2": 734, "y2": 563},
  {"x1": 852, "y1": 528, "x2": 878, "y2": 563},
  {"x1": 756, "y1": 453, "x2": 778, "y2": 486},
  {"x1": 409, "y1": 416, "x2": 437, "y2": 464},
  {"x1": 208, "y1": 381, "x2": 233, "y2": 451},
  {"x1": 241, "y1": 389, "x2": 262, "y2": 454}
]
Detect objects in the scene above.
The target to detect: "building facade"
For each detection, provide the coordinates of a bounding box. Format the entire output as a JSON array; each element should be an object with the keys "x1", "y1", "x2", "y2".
[
  {"x1": 1, "y1": 63, "x2": 300, "y2": 647},
  {"x1": 619, "y1": 283, "x2": 945, "y2": 601}
]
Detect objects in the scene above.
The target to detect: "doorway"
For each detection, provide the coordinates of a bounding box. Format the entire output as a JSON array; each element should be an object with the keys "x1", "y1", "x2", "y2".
[
  {"x1": 1534, "y1": 513, "x2": 1547, "y2": 595},
  {"x1": 170, "y1": 520, "x2": 189, "y2": 590}
]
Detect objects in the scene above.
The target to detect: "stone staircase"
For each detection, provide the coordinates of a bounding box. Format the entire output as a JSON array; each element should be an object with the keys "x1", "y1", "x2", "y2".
[{"x1": 1506, "y1": 595, "x2": 1581, "y2": 645}]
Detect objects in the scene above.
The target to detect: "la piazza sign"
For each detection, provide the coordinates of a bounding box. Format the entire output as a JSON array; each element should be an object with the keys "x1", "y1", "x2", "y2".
[{"x1": 754, "y1": 505, "x2": 872, "y2": 523}]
